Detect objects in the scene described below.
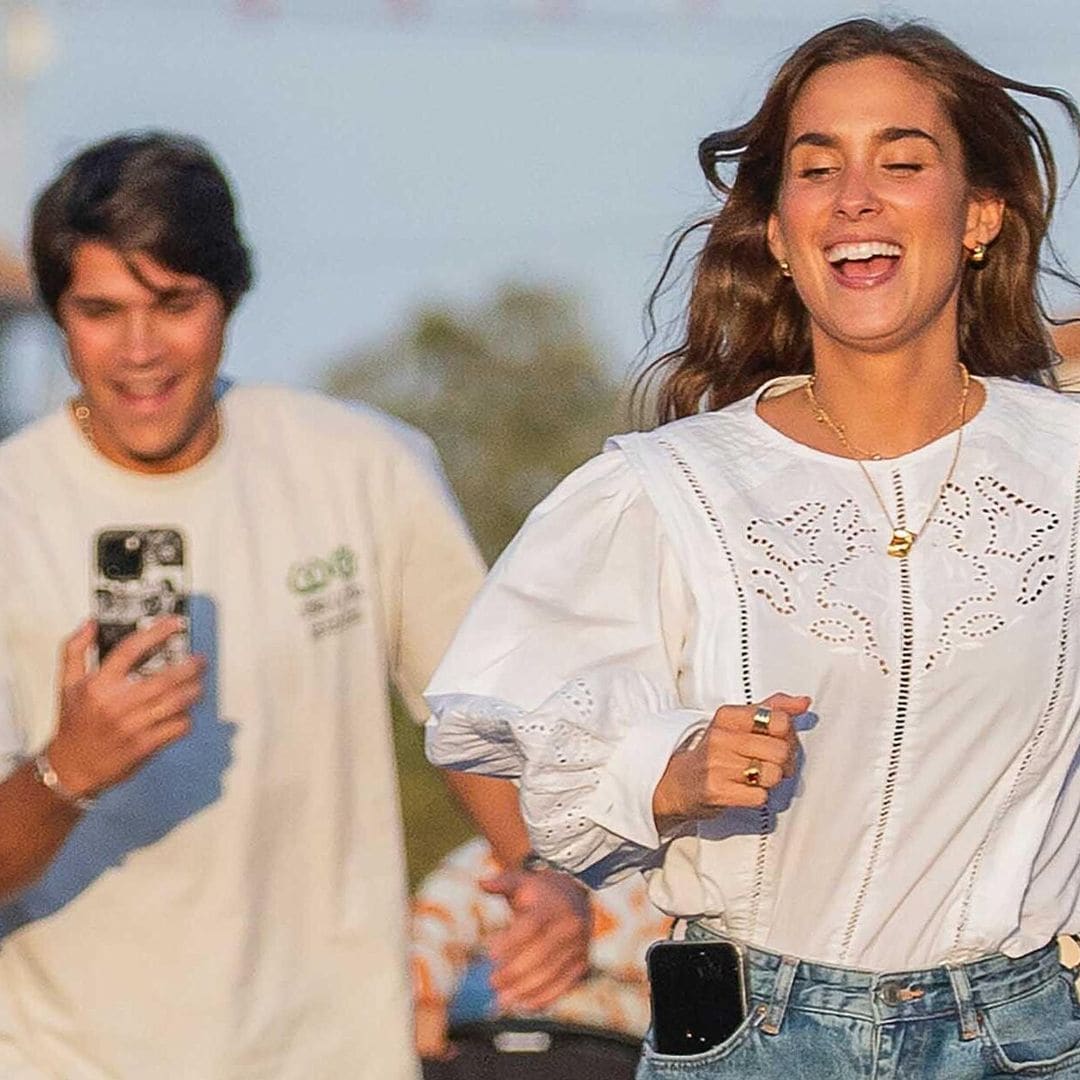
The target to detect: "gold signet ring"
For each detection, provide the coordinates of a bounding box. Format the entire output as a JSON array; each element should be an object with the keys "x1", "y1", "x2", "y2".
[
  {"x1": 742, "y1": 759, "x2": 763, "y2": 786},
  {"x1": 752, "y1": 706, "x2": 771, "y2": 734}
]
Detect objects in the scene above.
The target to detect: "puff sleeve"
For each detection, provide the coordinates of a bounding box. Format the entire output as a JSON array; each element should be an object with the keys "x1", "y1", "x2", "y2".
[{"x1": 425, "y1": 447, "x2": 707, "y2": 887}]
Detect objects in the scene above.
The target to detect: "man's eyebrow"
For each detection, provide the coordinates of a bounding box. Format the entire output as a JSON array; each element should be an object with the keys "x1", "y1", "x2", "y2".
[
  {"x1": 67, "y1": 293, "x2": 118, "y2": 305},
  {"x1": 788, "y1": 127, "x2": 942, "y2": 152},
  {"x1": 154, "y1": 284, "x2": 204, "y2": 301}
]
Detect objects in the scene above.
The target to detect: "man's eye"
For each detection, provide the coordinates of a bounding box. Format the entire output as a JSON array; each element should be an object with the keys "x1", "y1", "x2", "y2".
[
  {"x1": 160, "y1": 297, "x2": 196, "y2": 315},
  {"x1": 798, "y1": 166, "x2": 835, "y2": 179},
  {"x1": 79, "y1": 304, "x2": 116, "y2": 319},
  {"x1": 884, "y1": 162, "x2": 924, "y2": 174}
]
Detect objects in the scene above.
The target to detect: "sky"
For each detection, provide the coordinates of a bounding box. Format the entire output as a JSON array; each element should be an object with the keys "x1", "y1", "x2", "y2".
[{"x1": 5, "y1": 0, "x2": 1080, "y2": 414}]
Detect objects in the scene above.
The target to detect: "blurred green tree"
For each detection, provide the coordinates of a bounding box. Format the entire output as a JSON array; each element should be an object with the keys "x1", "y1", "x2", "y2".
[
  {"x1": 324, "y1": 283, "x2": 624, "y2": 883},
  {"x1": 326, "y1": 282, "x2": 624, "y2": 563}
]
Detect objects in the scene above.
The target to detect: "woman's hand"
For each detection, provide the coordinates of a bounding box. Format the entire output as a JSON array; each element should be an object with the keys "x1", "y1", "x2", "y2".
[{"x1": 652, "y1": 692, "x2": 811, "y2": 832}]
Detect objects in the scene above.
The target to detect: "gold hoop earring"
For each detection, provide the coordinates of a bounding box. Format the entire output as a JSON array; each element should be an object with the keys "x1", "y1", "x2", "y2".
[
  {"x1": 779, "y1": 259, "x2": 792, "y2": 278},
  {"x1": 969, "y1": 242, "x2": 987, "y2": 265}
]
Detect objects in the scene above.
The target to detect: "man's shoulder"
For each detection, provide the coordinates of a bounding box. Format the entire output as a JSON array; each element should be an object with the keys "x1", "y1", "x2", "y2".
[
  {"x1": 227, "y1": 384, "x2": 436, "y2": 465},
  {"x1": 0, "y1": 408, "x2": 70, "y2": 472}
]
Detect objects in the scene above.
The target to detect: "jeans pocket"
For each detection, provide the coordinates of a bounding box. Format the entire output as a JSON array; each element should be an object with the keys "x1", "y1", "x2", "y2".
[
  {"x1": 638, "y1": 1003, "x2": 766, "y2": 1076},
  {"x1": 980, "y1": 972, "x2": 1080, "y2": 1075}
]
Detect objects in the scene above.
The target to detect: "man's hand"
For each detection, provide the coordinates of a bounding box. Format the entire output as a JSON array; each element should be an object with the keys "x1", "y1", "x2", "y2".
[
  {"x1": 482, "y1": 866, "x2": 592, "y2": 1013},
  {"x1": 652, "y1": 692, "x2": 811, "y2": 832},
  {"x1": 414, "y1": 1000, "x2": 453, "y2": 1061},
  {"x1": 45, "y1": 618, "x2": 205, "y2": 800}
]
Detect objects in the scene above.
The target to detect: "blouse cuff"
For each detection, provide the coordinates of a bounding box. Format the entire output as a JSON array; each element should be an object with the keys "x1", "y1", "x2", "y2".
[{"x1": 584, "y1": 709, "x2": 708, "y2": 852}]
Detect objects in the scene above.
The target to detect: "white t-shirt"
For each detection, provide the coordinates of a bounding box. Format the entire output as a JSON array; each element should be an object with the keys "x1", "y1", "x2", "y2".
[
  {"x1": 428, "y1": 376, "x2": 1080, "y2": 971},
  {"x1": 0, "y1": 384, "x2": 484, "y2": 1079}
]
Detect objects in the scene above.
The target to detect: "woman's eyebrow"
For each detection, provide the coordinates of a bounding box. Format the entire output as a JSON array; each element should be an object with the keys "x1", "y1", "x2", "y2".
[
  {"x1": 788, "y1": 127, "x2": 942, "y2": 153},
  {"x1": 790, "y1": 125, "x2": 941, "y2": 157},
  {"x1": 879, "y1": 126, "x2": 942, "y2": 149}
]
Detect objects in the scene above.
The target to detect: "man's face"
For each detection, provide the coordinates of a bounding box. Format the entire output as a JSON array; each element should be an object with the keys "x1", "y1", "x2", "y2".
[{"x1": 57, "y1": 241, "x2": 228, "y2": 474}]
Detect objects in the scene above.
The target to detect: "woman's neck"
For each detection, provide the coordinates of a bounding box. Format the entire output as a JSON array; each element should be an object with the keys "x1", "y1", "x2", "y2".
[{"x1": 758, "y1": 335, "x2": 983, "y2": 460}]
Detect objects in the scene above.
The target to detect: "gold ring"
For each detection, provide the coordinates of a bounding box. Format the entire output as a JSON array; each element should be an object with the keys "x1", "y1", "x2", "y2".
[
  {"x1": 742, "y1": 759, "x2": 763, "y2": 787},
  {"x1": 752, "y1": 706, "x2": 771, "y2": 734}
]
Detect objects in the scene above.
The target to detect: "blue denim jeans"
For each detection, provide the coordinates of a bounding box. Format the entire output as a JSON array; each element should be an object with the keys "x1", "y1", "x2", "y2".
[{"x1": 637, "y1": 923, "x2": 1080, "y2": 1078}]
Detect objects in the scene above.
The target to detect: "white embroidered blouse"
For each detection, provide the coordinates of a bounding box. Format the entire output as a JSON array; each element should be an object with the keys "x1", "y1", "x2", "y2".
[{"x1": 426, "y1": 377, "x2": 1080, "y2": 971}]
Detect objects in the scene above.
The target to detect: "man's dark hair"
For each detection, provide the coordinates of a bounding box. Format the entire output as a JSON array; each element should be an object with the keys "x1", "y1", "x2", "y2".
[{"x1": 31, "y1": 131, "x2": 254, "y2": 319}]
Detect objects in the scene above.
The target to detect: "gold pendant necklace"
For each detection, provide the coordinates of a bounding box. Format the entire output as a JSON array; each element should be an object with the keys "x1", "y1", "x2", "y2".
[
  {"x1": 72, "y1": 401, "x2": 93, "y2": 445},
  {"x1": 804, "y1": 365, "x2": 970, "y2": 558},
  {"x1": 886, "y1": 527, "x2": 917, "y2": 559}
]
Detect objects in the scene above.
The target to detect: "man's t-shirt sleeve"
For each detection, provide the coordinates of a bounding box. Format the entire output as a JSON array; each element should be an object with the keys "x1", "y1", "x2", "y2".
[
  {"x1": 0, "y1": 656, "x2": 26, "y2": 781},
  {"x1": 379, "y1": 429, "x2": 485, "y2": 723}
]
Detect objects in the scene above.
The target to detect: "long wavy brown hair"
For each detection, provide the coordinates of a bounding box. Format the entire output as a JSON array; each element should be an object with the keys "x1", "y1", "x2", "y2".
[{"x1": 637, "y1": 18, "x2": 1080, "y2": 424}]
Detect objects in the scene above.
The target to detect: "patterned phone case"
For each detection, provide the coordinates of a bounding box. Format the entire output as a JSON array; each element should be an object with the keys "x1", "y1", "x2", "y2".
[{"x1": 91, "y1": 527, "x2": 189, "y2": 673}]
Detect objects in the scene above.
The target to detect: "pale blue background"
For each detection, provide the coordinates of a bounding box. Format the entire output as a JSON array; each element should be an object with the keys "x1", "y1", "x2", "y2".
[{"x1": 10, "y1": 0, "x2": 1080, "y2": 409}]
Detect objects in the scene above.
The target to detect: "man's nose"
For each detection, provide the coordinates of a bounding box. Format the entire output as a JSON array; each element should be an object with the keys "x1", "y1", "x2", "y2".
[{"x1": 120, "y1": 312, "x2": 164, "y2": 363}]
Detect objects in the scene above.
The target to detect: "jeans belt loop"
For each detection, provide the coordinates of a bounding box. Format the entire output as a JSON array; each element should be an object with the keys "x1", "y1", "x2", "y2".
[
  {"x1": 760, "y1": 955, "x2": 799, "y2": 1036},
  {"x1": 945, "y1": 963, "x2": 980, "y2": 1041}
]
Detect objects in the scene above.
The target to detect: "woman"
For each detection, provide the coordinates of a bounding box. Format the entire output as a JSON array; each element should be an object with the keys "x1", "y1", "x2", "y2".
[{"x1": 427, "y1": 18, "x2": 1080, "y2": 1078}]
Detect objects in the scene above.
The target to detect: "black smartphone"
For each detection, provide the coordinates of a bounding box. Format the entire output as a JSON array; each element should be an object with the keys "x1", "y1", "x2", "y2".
[
  {"x1": 646, "y1": 939, "x2": 747, "y2": 1056},
  {"x1": 91, "y1": 527, "x2": 190, "y2": 673}
]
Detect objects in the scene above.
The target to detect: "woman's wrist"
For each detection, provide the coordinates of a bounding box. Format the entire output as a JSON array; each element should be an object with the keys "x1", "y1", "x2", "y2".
[{"x1": 652, "y1": 746, "x2": 693, "y2": 833}]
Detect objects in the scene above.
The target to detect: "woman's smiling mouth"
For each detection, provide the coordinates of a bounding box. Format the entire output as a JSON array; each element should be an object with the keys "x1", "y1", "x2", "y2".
[{"x1": 824, "y1": 239, "x2": 903, "y2": 287}]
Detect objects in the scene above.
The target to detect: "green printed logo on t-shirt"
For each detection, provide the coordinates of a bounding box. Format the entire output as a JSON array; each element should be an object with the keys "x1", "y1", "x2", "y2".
[
  {"x1": 287, "y1": 545, "x2": 357, "y2": 594},
  {"x1": 287, "y1": 545, "x2": 364, "y2": 639}
]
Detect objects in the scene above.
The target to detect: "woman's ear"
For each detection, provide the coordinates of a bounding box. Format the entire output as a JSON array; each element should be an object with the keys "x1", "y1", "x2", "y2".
[
  {"x1": 964, "y1": 191, "x2": 1005, "y2": 252},
  {"x1": 767, "y1": 212, "x2": 787, "y2": 265}
]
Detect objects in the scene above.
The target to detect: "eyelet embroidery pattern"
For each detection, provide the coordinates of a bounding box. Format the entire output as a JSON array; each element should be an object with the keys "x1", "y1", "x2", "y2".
[
  {"x1": 839, "y1": 472, "x2": 916, "y2": 961},
  {"x1": 976, "y1": 476, "x2": 1060, "y2": 562},
  {"x1": 523, "y1": 671, "x2": 692, "y2": 865},
  {"x1": 744, "y1": 476, "x2": 1059, "y2": 677},
  {"x1": 658, "y1": 437, "x2": 772, "y2": 938},
  {"x1": 747, "y1": 497, "x2": 888, "y2": 675},
  {"x1": 557, "y1": 679, "x2": 595, "y2": 724},
  {"x1": 518, "y1": 689, "x2": 630, "y2": 862},
  {"x1": 923, "y1": 477, "x2": 1060, "y2": 672}
]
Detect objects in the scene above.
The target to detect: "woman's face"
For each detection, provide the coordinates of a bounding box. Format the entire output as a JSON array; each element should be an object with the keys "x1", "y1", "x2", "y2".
[{"x1": 767, "y1": 55, "x2": 1002, "y2": 361}]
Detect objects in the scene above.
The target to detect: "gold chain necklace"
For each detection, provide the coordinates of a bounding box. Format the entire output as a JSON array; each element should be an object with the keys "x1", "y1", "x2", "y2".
[
  {"x1": 804, "y1": 365, "x2": 971, "y2": 558},
  {"x1": 71, "y1": 400, "x2": 94, "y2": 445},
  {"x1": 70, "y1": 398, "x2": 221, "y2": 453}
]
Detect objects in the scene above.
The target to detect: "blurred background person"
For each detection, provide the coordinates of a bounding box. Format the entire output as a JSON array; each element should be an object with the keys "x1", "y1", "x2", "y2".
[
  {"x1": 0, "y1": 131, "x2": 586, "y2": 1080},
  {"x1": 411, "y1": 836, "x2": 672, "y2": 1067}
]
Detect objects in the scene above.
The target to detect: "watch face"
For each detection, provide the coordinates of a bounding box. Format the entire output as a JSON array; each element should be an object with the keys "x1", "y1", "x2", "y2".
[{"x1": 521, "y1": 851, "x2": 557, "y2": 873}]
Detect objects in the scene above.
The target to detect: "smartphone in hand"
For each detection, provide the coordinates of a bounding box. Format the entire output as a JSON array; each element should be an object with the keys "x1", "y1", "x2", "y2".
[
  {"x1": 92, "y1": 527, "x2": 189, "y2": 673},
  {"x1": 646, "y1": 939, "x2": 748, "y2": 1055}
]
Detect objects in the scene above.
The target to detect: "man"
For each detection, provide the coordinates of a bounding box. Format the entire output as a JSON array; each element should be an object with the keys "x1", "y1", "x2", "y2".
[{"x1": 0, "y1": 133, "x2": 587, "y2": 1079}]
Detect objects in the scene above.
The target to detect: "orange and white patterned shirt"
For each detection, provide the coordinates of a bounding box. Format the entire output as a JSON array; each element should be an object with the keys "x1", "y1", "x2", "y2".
[{"x1": 410, "y1": 837, "x2": 671, "y2": 1037}]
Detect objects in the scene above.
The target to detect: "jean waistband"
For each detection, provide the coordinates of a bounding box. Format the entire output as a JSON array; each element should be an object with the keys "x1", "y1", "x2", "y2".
[{"x1": 685, "y1": 921, "x2": 1066, "y2": 1037}]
